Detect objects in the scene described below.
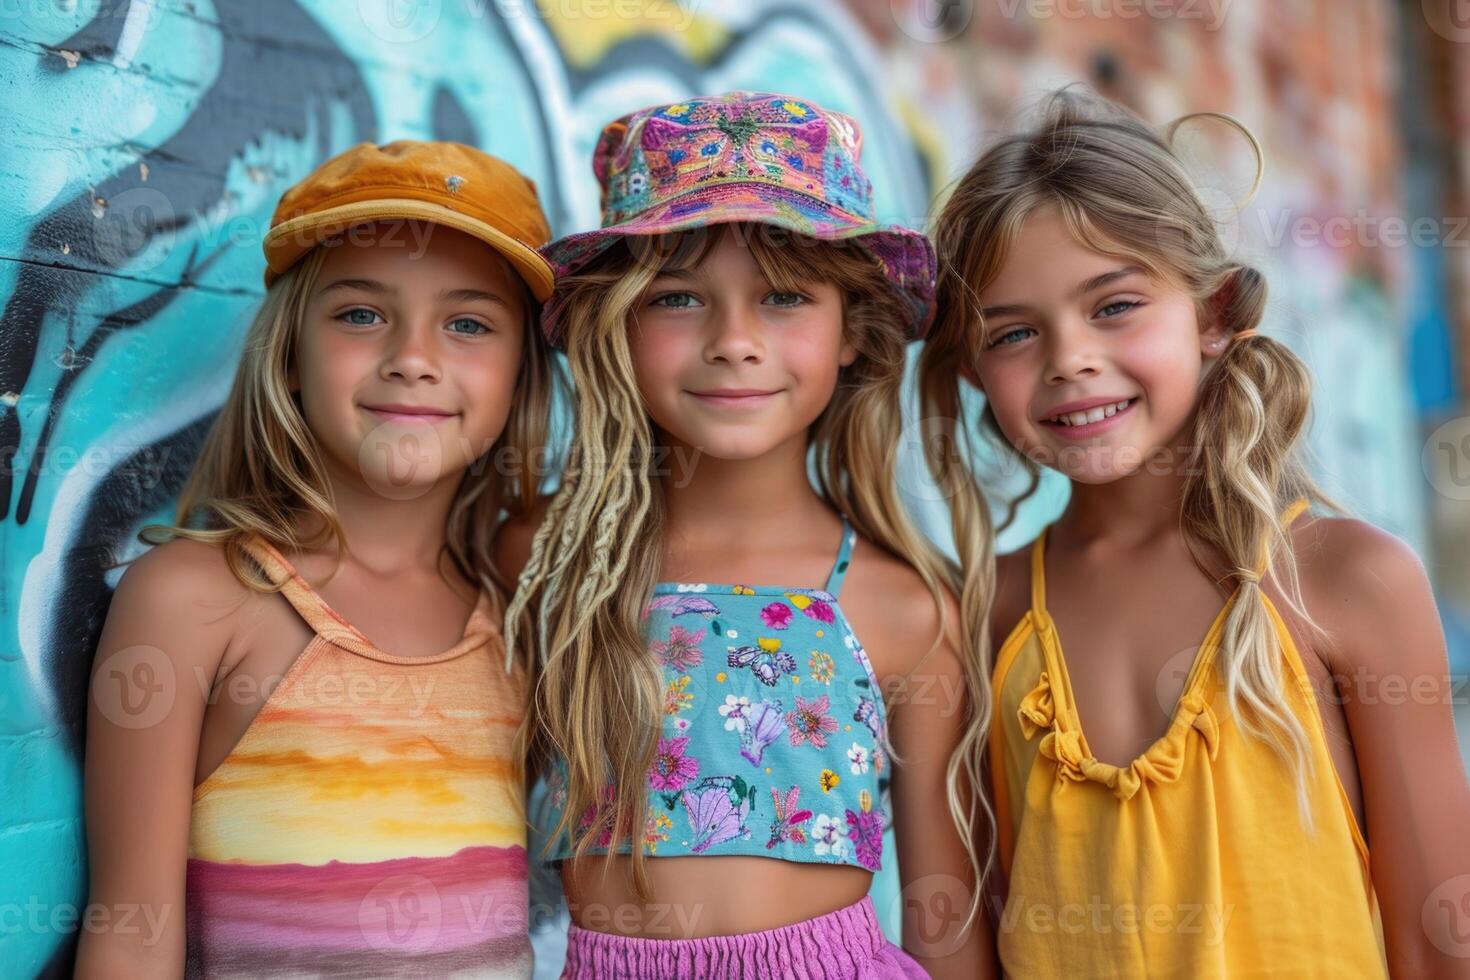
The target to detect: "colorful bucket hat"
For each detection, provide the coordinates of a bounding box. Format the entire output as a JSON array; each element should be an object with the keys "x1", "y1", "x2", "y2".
[
  {"x1": 539, "y1": 91, "x2": 936, "y2": 346},
  {"x1": 263, "y1": 140, "x2": 554, "y2": 300}
]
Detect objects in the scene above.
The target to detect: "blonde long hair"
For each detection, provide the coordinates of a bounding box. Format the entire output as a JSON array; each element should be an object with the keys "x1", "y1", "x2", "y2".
[
  {"x1": 506, "y1": 226, "x2": 991, "y2": 911},
  {"x1": 925, "y1": 88, "x2": 1340, "y2": 817},
  {"x1": 142, "y1": 242, "x2": 561, "y2": 620}
]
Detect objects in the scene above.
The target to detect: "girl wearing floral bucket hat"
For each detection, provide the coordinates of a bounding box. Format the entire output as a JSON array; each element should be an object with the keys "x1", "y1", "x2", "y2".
[
  {"x1": 80, "y1": 141, "x2": 562, "y2": 979},
  {"x1": 497, "y1": 93, "x2": 994, "y2": 977}
]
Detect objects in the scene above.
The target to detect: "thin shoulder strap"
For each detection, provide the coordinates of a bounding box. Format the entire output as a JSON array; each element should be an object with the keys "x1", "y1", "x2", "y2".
[
  {"x1": 237, "y1": 533, "x2": 367, "y2": 646},
  {"x1": 1251, "y1": 496, "x2": 1312, "y2": 579},
  {"x1": 1029, "y1": 526, "x2": 1050, "y2": 621},
  {"x1": 823, "y1": 517, "x2": 857, "y2": 597},
  {"x1": 1280, "y1": 496, "x2": 1311, "y2": 529}
]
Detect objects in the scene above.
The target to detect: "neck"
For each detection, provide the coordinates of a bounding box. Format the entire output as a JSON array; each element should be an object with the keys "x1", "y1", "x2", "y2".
[
  {"x1": 304, "y1": 451, "x2": 466, "y2": 579},
  {"x1": 1053, "y1": 441, "x2": 1192, "y2": 548},
  {"x1": 658, "y1": 429, "x2": 834, "y2": 551}
]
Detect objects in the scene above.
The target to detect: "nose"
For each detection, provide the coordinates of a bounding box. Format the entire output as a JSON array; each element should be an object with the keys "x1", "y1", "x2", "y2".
[
  {"x1": 703, "y1": 302, "x2": 765, "y2": 365},
  {"x1": 1044, "y1": 320, "x2": 1101, "y2": 385},
  {"x1": 380, "y1": 319, "x2": 442, "y2": 384}
]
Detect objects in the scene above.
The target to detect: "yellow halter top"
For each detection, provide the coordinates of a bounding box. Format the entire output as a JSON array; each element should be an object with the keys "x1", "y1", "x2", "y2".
[{"x1": 988, "y1": 499, "x2": 1386, "y2": 977}]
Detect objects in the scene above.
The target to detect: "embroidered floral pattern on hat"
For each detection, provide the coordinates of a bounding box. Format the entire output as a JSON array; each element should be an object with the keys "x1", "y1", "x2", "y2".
[{"x1": 539, "y1": 91, "x2": 936, "y2": 346}]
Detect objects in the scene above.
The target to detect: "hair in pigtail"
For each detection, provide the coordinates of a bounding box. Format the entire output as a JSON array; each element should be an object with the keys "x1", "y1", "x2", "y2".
[
  {"x1": 929, "y1": 86, "x2": 1345, "y2": 821},
  {"x1": 1182, "y1": 271, "x2": 1331, "y2": 821}
]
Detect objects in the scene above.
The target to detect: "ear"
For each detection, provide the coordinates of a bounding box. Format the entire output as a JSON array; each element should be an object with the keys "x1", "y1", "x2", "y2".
[
  {"x1": 838, "y1": 340, "x2": 859, "y2": 368},
  {"x1": 1199, "y1": 274, "x2": 1236, "y2": 360}
]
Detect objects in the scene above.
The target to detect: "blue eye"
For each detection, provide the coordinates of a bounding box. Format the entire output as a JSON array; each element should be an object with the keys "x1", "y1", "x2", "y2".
[
  {"x1": 1097, "y1": 300, "x2": 1141, "y2": 318},
  {"x1": 448, "y1": 317, "x2": 489, "y2": 335},
  {"x1": 338, "y1": 308, "x2": 382, "y2": 327},
  {"x1": 650, "y1": 292, "x2": 700, "y2": 309},
  {"x1": 764, "y1": 291, "x2": 806, "y2": 307},
  {"x1": 987, "y1": 326, "x2": 1035, "y2": 348}
]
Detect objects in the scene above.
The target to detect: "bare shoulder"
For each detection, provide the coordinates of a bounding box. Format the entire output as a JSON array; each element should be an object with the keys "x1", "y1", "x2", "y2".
[
  {"x1": 103, "y1": 536, "x2": 256, "y2": 677},
  {"x1": 1286, "y1": 513, "x2": 1436, "y2": 670},
  {"x1": 490, "y1": 494, "x2": 556, "y2": 584},
  {"x1": 843, "y1": 535, "x2": 962, "y2": 680},
  {"x1": 113, "y1": 535, "x2": 254, "y2": 623},
  {"x1": 1289, "y1": 513, "x2": 1429, "y2": 598}
]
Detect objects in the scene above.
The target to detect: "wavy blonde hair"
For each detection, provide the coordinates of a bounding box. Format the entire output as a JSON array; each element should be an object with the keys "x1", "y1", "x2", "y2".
[
  {"x1": 925, "y1": 87, "x2": 1342, "y2": 819},
  {"x1": 142, "y1": 241, "x2": 561, "y2": 623},
  {"x1": 506, "y1": 225, "x2": 990, "y2": 914}
]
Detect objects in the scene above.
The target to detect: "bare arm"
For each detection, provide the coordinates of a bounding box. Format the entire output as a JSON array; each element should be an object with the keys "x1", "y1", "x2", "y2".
[
  {"x1": 1313, "y1": 519, "x2": 1470, "y2": 977},
  {"x1": 887, "y1": 583, "x2": 999, "y2": 978},
  {"x1": 489, "y1": 495, "x2": 552, "y2": 587},
  {"x1": 75, "y1": 539, "x2": 240, "y2": 980}
]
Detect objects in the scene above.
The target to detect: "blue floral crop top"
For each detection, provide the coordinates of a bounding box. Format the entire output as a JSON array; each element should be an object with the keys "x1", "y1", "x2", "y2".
[{"x1": 541, "y1": 518, "x2": 892, "y2": 871}]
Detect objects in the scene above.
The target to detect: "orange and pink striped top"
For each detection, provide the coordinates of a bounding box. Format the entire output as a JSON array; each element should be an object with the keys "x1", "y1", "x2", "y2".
[{"x1": 185, "y1": 534, "x2": 531, "y2": 978}]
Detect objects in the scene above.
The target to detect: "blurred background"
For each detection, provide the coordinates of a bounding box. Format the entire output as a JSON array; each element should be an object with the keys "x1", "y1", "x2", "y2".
[{"x1": 1, "y1": 0, "x2": 1466, "y2": 976}]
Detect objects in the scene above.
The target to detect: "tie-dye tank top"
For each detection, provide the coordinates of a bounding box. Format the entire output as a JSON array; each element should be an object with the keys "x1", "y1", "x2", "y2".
[
  {"x1": 186, "y1": 534, "x2": 531, "y2": 979},
  {"x1": 541, "y1": 517, "x2": 893, "y2": 871}
]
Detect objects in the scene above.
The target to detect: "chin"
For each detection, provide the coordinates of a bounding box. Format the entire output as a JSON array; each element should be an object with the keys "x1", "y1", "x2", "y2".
[
  {"x1": 670, "y1": 428, "x2": 786, "y2": 463},
  {"x1": 1024, "y1": 436, "x2": 1154, "y2": 485}
]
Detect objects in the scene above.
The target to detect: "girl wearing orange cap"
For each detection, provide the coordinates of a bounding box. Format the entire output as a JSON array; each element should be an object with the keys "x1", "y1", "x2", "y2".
[
  {"x1": 497, "y1": 92, "x2": 994, "y2": 978},
  {"x1": 79, "y1": 141, "x2": 557, "y2": 979}
]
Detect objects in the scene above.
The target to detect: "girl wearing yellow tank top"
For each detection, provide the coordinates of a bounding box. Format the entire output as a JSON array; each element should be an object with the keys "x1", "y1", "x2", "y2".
[
  {"x1": 917, "y1": 88, "x2": 1470, "y2": 977},
  {"x1": 79, "y1": 142, "x2": 561, "y2": 978}
]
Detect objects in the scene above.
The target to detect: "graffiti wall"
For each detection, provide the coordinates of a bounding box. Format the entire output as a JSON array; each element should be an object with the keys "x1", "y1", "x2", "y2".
[
  {"x1": 2, "y1": 0, "x2": 1455, "y2": 976},
  {"x1": 0, "y1": 2, "x2": 938, "y2": 974}
]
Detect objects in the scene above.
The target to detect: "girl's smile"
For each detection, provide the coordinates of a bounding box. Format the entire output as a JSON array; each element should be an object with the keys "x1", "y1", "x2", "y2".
[
  {"x1": 1035, "y1": 395, "x2": 1140, "y2": 439},
  {"x1": 359, "y1": 401, "x2": 461, "y2": 424},
  {"x1": 972, "y1": 205, "x2": 1228, "y2": 482}
]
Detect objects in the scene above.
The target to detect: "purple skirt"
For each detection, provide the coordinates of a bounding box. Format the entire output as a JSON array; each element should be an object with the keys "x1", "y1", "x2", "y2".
[{"x1": 561, "y1": 895, "x2": 929, "y2": 979}]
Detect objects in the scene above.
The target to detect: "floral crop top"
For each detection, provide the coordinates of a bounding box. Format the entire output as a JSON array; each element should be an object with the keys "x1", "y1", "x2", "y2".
[{"x1": 541, "y1": 518, "x2": 892, "y2": 871}]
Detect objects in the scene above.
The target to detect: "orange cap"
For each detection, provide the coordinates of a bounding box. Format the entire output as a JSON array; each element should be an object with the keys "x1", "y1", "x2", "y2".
[{"x1": 262, "y1": 140, "x2": 554, "y2": 300}]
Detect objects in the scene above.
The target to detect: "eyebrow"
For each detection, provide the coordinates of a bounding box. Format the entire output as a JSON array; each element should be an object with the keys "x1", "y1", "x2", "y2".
[
  {"x1": 648, "y1": 268, "x2": 701, "y2": 284},
  {"x1": 319, "y1": 279, "x2": 513, "y2": 309},
  {"x1": 978, "y1": 265, "x2": 1146, "y2": 320}
]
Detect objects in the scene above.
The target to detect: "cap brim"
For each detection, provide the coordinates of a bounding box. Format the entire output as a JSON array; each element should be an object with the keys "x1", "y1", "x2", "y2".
[{"x1": 263, "y1": 198, "x2": 554, "y2": 301}]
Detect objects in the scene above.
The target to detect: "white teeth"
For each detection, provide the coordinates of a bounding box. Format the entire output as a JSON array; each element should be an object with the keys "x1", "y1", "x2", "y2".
[{"x1": 1048, "y1": 399, "x2": 1133, "y2": 426}]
